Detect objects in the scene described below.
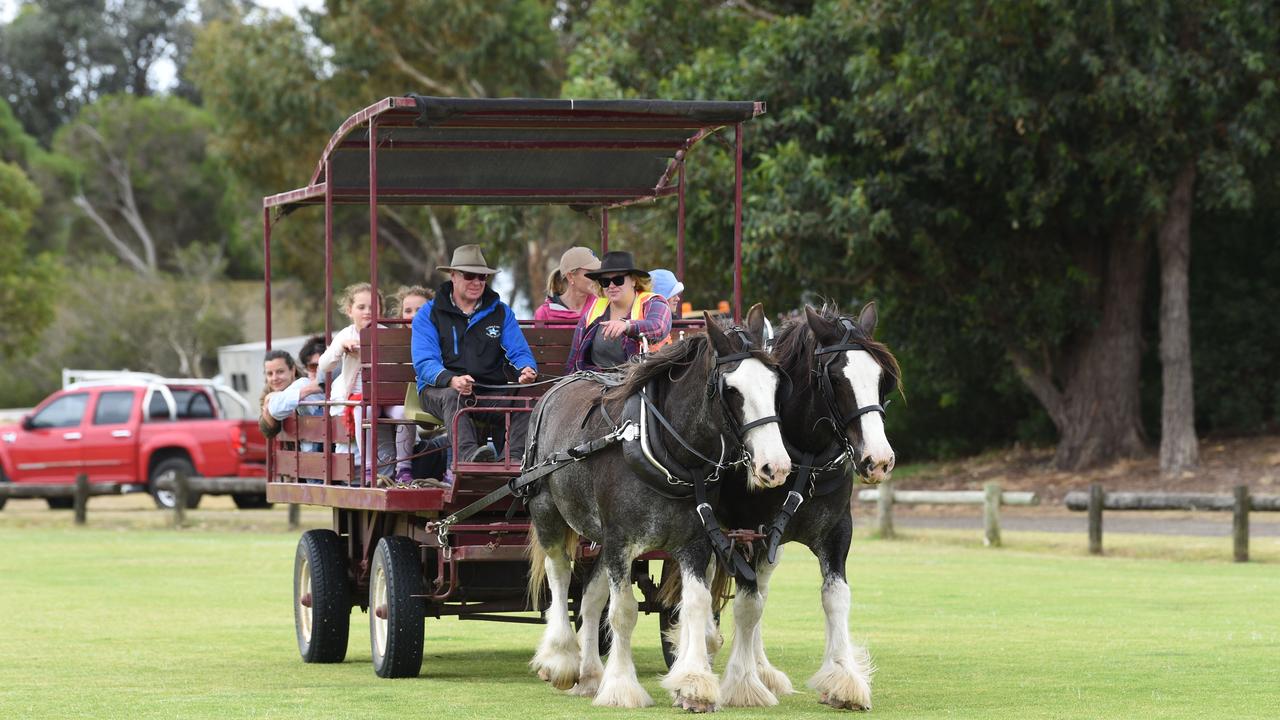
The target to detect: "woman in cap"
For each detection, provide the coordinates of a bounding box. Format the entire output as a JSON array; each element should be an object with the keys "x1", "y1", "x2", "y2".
[
  {"x1": 565, "y1": 251, "x2": 673, "y2": 372},
  {"x1": 534, "y1": 246, "x2": 601, "y2": 323}
]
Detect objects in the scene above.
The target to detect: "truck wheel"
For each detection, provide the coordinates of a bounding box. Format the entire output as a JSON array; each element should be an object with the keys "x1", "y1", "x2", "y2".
[
  {"x1": 370, "y1": 536, "x2": 425, "y2": 678},
  {"x1": 232, "y1": 493, "x2": 273, "y2": 510},
  {"x1": 0, "y1": 464, "x2": 9, "y2": 511},
  {"x1": 47, "y1": 497, "x2": 74, "y2": 510},
  {"x1": 294, "y1": 529, "x2": 351, "y2": 663},
  {"x1": 149, "y1": 457, "x2": 202, "y2": 509}
]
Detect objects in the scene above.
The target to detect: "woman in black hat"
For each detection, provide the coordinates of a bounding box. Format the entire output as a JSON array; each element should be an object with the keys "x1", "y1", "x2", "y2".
[{"x1": 565, "y1": 251, "x2": 673, "y2": 371}]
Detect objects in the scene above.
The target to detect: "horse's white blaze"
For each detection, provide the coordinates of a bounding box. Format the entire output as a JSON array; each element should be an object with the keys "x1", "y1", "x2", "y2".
[
  {"x1": 843, "y1": 351, "x2": 895, "y2": 482},
  {"x1": 723, "y1": 357, "x2": 791, "y2": 489}
]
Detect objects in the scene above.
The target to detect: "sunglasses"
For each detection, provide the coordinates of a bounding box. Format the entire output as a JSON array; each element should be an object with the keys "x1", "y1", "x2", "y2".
[
  {"x1": 306, "y1": 362, "x2": 319, "y2": 372},
  {"x1": 597, "y1": 274, "x2": 630, "y2": 288},
  {"x1": 456, "y1": 271, "x2": 488, "y2": 282}
]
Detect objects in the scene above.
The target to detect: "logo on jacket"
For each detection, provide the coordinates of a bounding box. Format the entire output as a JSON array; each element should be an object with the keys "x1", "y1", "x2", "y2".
[{"x1": 485, "y1": 325, "x2": 501, "y2": 338}]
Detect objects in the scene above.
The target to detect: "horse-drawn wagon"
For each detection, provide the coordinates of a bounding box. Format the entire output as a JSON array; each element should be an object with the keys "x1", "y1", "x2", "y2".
[{"x1": 263, "y1": 96, "x2": 898, "y2": 713}]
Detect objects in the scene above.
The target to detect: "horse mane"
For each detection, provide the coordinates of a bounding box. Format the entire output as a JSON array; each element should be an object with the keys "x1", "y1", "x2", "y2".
[
  {"x1": 604, "y1": 330, "x2": 778, "y2": 405},
  {"x1": 771, "y1": 303, "x2": 904, "y2": 399}
]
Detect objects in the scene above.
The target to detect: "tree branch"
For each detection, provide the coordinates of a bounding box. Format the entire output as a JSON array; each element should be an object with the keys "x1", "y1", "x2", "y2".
[
  {"x1": 1007, "y1": 345, "x2": 1067, "y2": 430},
  {"x1": 725, "y1": 0, "x2": 780, "y2": 22},
  {"x1": 366, "y1": 22, "x2": 458, "y2": 95},
  {"x1": 71, "y1": 194, "x2": 154, "y2": 275},
  {"x1": 73, "y1": 122, "x2": 158, "y2": 271}
]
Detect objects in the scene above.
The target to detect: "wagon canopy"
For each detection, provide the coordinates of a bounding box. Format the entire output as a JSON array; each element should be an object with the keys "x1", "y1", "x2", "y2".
[{"x1": 263, "y1": 95, "x2": 765, "y2": 212}]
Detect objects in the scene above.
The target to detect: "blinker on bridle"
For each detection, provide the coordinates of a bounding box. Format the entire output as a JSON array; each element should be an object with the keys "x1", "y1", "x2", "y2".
[
  {"x1": 710, "y1": 326, "x2": 784, "y2": 442},
  {"x1": 813, "y1": 317, "x2": 888, "y2": 441}
]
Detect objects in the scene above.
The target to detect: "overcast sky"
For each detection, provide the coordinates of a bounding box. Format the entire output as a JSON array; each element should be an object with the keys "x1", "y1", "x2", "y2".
[{"x1": 0, "y1": 0, "x2": 323, "y2": 25}]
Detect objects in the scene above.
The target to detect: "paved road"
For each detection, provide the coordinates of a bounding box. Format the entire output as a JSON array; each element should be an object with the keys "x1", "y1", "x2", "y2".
[{"x1": 852, "y1": 508, "x2": 1280, "y2": 537}]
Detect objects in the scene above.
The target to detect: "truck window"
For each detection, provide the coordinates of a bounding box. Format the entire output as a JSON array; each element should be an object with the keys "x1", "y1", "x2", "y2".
[
  {"x1": 147, "y1": 392, "x2": 172, "y2": 421},
  {"x1": 31, "y1": 393, "x2": 89, "y2": 429},
  {"x1": 169, "y1": 389, "x2": 216, "y2": 420},
  {"x1": 93, "y1": 391, "x2": 135, "y2": 425}
]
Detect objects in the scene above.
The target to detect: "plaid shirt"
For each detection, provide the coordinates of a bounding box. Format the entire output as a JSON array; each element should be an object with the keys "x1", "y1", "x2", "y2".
[{"x1": 566, "y1": 294, "x2": 672, "y2": 372}]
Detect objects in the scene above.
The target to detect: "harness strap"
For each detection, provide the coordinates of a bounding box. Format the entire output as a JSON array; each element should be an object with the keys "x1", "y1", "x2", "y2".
[
  {"x1": 433, "y1": 421, "x2": 635, "y2": 531},
  {"x1": 638, "y1": 388, "x2": 726, "y2": 469},
  {"x1": 694, "y1": 472, "x2": 756, "y2": 583}
]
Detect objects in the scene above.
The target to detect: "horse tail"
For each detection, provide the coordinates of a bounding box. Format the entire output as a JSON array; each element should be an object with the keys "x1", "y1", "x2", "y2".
[
  {"x1": 526, "y1": 525, "x2": 580, "y2": 609},
  {"x1": 709, "y1": 559, "x2": 733, "y2": 613},
  {"x1": 527, "y1": 526, "x2": 547, "y2": 609},
  {"x1": 657, "y1": 559, "x2": 682, "y2": 609}
]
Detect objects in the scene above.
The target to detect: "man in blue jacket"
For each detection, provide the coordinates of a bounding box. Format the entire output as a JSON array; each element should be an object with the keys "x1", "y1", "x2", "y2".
[{"x1": 412, "y1": 245, "x2": 538, "y2": 463}]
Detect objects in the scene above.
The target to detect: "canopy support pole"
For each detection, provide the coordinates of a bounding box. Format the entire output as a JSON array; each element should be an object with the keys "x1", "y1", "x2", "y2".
[
  {"x1": 677, "y1": 162, "x2": 686, "y2": 281},
  {"x1": 368, "y1": 119, "x2": 380, "y2": 484},
  {"x1": 733, "y1": 122, "x2": 744, "y2": 323},
  {"x1": 263, "y1": 206, "x2": 273, "y2": 487},
  {"x1": 325, "y1": 162, "x2": 335, "y2": 467}
]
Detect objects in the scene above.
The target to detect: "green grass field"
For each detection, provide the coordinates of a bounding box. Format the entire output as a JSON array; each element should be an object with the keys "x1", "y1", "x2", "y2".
[{"x1": 0, "y1": 498, "x2": 1277, "y2": 719}]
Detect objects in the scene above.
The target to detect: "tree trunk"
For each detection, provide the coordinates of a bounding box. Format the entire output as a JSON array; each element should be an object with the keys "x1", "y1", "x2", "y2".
[
  {"x1": 1158, "y1": 162, "x2": 1198, "y2": 476},
  {"x1": 1011, "y1": 228, "x2": 1149, "y2": 470}
]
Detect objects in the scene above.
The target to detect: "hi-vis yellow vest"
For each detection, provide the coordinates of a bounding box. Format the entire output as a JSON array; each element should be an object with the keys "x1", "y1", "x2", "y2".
[{"x1": 585, "y1": 292, "x2": 672, "y2": 352}]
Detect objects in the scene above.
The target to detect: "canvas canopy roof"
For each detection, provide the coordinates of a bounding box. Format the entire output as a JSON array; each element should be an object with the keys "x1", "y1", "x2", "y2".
[{"x1": 263, "y1": 95, "x2": 765, "y2": 213}]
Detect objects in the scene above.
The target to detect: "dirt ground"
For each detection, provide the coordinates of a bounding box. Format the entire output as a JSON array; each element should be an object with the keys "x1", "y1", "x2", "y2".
[{"x1": 892, "y1": 434, "x2": 1280, "y2": 503}]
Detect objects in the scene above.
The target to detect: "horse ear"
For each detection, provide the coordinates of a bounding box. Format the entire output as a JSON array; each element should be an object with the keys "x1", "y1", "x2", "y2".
[
  {"x1": 858, "y1": 301, "x2": 879, "y2": 337},
  {"x1": 804, "y1": 305, "x2": 839, "y2": 344},
  {"x1": 745, "y1": 303, "x2": 767, "y2": 343},
  {"x1": 703, "y1": 311, "x2": 732, "y2": 356}
]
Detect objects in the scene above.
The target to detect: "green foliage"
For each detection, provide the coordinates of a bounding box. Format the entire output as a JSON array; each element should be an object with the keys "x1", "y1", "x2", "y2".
[
  {"x1": 561, "y1": 0, "x2": 1280, "y2": 459},
  {"x1": 0, "y1": 0, "x2": 195, "y2": 144},
  {"x1": 0, "y1": 108, "x2": 61, "y2": 360},
  {"x1": 0, "y1": 258, "x2": 243, "y2": 407},
  {"x1": 50, "y1": 94, "x2": 251, "y2": 275}
]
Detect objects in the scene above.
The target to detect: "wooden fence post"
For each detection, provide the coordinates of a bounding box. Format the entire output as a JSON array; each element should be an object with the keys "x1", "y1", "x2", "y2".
[
  {"x1": 876, "y1": 479, "x2": 895, "y2": 539},
  {"x1": 288, "y1": 503, "x2": 300, "y2": 530},
  {"x1": 73, "y1": 474, "x2": 90, "y2": 526},
  {"x1": 173, "y1": 470, "x2": 188, "y2": 528},
  {"x1": 1088, "y1": 483, "x2": 1104, "y2": 555},
  {"x1": 1233, "y1": 485, "x2": 1249, "y2": 563},
  {"x1": 983, "y1": 481, "x2": 1002, "y2": 547}
]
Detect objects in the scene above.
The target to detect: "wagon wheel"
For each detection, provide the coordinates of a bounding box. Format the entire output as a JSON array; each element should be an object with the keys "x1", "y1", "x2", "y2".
[
  {"x1": 370, "y1": 536, "x2": 425, "y2": 678},
  {"x1": 294, "y1": 529, "x2": 351, "y2": 663}
]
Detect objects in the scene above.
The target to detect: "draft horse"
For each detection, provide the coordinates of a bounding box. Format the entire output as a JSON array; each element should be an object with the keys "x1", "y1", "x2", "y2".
[
  {"x1": 525, "y1": 307, "x2": 790, "y2": 712},
  {"x1": 714, "y1": 303, "x2": 900, "y2": 711}
]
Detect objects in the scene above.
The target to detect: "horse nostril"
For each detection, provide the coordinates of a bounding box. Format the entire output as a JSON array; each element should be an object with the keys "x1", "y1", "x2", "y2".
[{"x1": 761, "y1": 463, "x2": 773, "y2": 479}]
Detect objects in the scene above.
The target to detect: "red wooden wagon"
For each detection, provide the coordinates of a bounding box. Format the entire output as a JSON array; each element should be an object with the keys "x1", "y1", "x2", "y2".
[{"x1": 261, "y1": 95, "x2": 764, "y2": 677}]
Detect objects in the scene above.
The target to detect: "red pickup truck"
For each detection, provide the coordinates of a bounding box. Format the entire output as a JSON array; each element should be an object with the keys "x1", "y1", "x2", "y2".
[{"x1": 0, "y1": 379, "x2": 267, "y2": 510}]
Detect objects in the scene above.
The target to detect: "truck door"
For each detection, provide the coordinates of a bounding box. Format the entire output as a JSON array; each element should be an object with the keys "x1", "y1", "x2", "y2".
[
  {"x1": 81, "y1": 389, "x2": 140, "y2": 484},
  {"x1": 6, "y1": 392, "x2": 89, "y2": 484}
]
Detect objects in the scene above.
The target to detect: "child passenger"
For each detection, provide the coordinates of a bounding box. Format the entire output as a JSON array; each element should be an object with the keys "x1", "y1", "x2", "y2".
[
  {"x1": 317, "y1": 283, "x2": 395, "y2": 485},
  {"x1": 386, "y1": 286, "x2": 436, "y2": 484}
]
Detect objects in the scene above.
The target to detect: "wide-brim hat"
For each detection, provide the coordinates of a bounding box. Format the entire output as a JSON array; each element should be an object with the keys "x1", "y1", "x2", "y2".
[
  {"x1": 436, "y1": 244, "x2": 498, "y2": 275},
  {"x1": 584, "y1": 251, "x2": 649, "y2": 281}
]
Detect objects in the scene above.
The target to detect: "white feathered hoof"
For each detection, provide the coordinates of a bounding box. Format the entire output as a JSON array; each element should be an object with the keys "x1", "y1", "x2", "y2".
[
  {"x1": 808, "y1": 660, "x2": 872, "y2": 711},
  {"x1": 531, "y1": 643, "x2": 580, "y2": 691},
  {"x1": 663, "y1": 668, "x2": 721, "y2": 713},
  {"x1": 758, "y1": 664, "x2": 795, "y2": 697},
  {"x1": 593, "y1": 672, "x2": 653, "y2": 708},
  {"x1": 720, "y1": 673, "x2": 777, "y2": 708},
  {"x1": 569, "y1": 667, "x2": 603, "y2": 698}
]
